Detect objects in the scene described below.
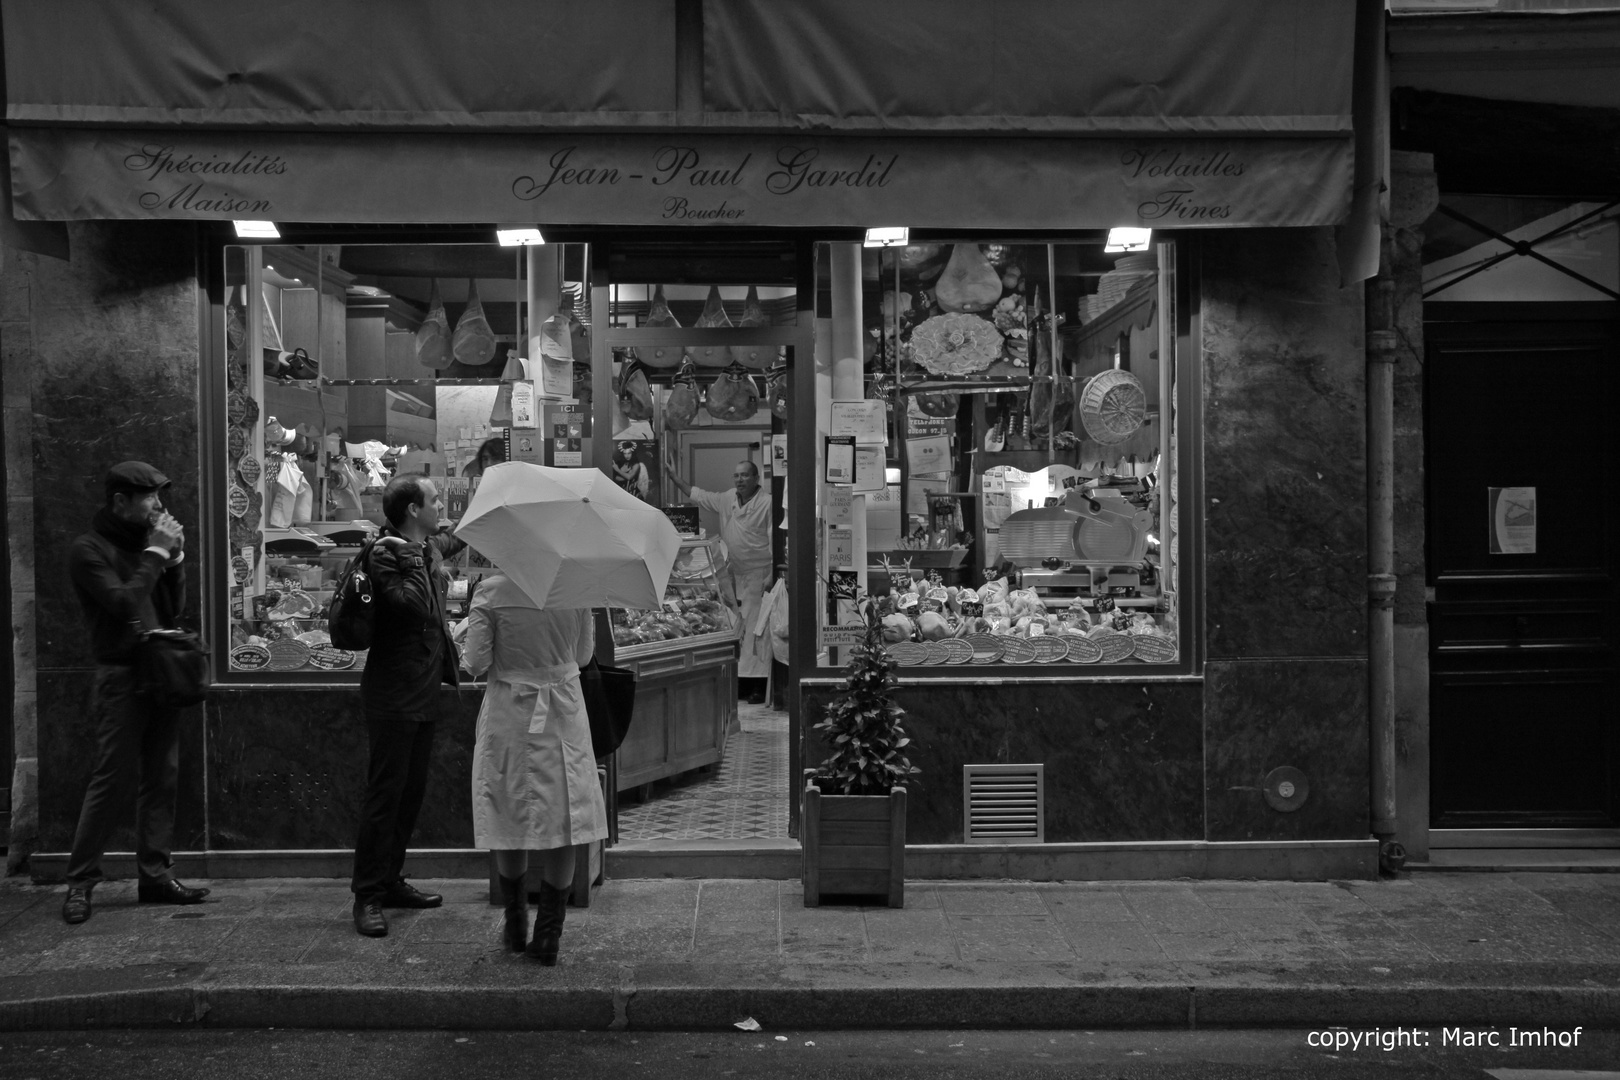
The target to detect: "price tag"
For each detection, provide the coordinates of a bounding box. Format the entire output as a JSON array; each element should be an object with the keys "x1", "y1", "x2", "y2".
[
  {"x1": 308, "y1": 645, "x2": 356, "y2": 670},
  {"x1": 230, "y1": 644, "x2": 271, "y2": 670},
  {"x1": 819, "y1": 624, "x2": 866, "y2": 648},
  {"x1": 237, "y1": 454, "x2": 262, "y2": 488},
  {"x1": 227, "y1": 484, "x2": 250, "y2": 518}
]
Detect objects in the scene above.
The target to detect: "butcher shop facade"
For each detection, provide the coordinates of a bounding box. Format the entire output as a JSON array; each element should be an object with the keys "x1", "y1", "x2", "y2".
[{"x1": 3, "y1": 0, "x2": 1382, "y2": 881}]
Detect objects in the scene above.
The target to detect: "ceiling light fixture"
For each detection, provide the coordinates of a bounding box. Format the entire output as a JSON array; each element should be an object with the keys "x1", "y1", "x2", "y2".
[
  {"x1": 1104, "y1": 227, "x2": 1152, "y2": 253},
  {"x1": 497, "y1": 227, "x2": 546, "y2": 246},
  {"x1": 233, "y1": 221, "x2": 280, "y2": 239},
  {"x1": 863, "y1": 226, "x2": 909, "y2": 248}
]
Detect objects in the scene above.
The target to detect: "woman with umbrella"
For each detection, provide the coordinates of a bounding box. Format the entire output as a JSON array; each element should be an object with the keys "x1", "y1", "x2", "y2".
[
  {"x1": 454, "y1": 462, "x2": 682, "y2": 965},
  {"x1": 458, "y1": 571, "x2": 605, "y2": 964}
]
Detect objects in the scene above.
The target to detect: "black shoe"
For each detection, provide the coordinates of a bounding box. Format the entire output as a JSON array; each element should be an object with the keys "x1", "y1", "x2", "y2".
[
  {"x1": 62, "y1": 885, "x2": 93, "y2": 925},
  {"x1": 497, "y1": 874, "x2": 529, "y2": 954},
  {"x1": 353, "y1": 899, "x2": 388, "y2": 937},
  {"x1": 137, "y1": 878, "x2": 210, "y2": 905},
  {"x1": 527, "y1": 881, "x2": 569, "y2": 966},
  {"x1": 379, "y1": 880, "x2": 442, "y2": 909}
]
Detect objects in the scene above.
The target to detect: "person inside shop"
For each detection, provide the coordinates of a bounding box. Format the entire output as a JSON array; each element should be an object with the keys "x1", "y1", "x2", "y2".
[
  {"x1": 665, "y1": 454, "x2": 773, "y2": 704},
  {"x1": 454, "y1": 567, "x2": 608, "y2": 965},
  {"x1": 349, "y1": 474, "x2": 459, "y2": 938},
  {"x1": 461, "y1": 437, "x2": 507, "y2": 479},
  {"x1": 60, "y1": 462, "x2": 210, "y2": 924}
]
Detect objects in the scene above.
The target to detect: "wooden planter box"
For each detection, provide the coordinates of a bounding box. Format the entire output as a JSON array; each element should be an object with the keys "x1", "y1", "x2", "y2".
[{"x1": 801, "y1": 782, "x2": 906, "y2": 908}]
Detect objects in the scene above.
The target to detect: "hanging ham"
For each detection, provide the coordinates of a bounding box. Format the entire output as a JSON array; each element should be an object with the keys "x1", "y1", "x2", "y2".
[
  {"x1": 705, "y1": 362, "x2": 759, "y2": 422},
  {"x1": 416, "y1": 279, "x2": 452, "y2": 370},
  {"x1": 664, "y1": 361, "x2": 701, "y2": 430},
  {"x1": 690, "y1": 285, "x2": 734, "y2": 368},
  {"x1": 642, "y1": 285, "x2": 682, "y2": 368},
  {"x1": 452, "y1": 278, "x2": 497, "y2": 367},
  {"x1": 934, "y1": 244, "x2": 1003, "y2": 313},
  {"x1": 733, "y1": 284, "x2": 781, "y2": 370}
]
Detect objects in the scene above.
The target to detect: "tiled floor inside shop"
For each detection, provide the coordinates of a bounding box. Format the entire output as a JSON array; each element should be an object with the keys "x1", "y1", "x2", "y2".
[{"x1": 614, "y1": 701, "x2": 790, "y2": 841}]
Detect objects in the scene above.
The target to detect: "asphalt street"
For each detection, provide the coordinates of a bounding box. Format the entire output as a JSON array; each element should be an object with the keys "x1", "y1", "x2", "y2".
[{"x1": 0, "y1": 1029, "x2": 1616, "y2": 1080}]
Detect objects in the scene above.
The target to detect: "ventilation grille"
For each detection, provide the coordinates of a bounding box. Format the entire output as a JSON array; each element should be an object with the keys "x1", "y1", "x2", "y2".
[{"x1": 963, "y1": 764, "x2": 1045, "y2": 844}]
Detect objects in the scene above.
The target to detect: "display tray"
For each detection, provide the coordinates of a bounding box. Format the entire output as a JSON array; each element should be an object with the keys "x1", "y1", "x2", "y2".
[{"x1": 614, "y1": 626, "x2": 740, "y2": 661}]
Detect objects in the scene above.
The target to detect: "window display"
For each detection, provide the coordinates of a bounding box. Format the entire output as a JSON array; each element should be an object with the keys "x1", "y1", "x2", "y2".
[
  {"x1": 609, "y1": 539, "x2": 740, "y2": 655},
  {"x1": 812, "y1": 240, "x2": 1185, "y2": 672}
]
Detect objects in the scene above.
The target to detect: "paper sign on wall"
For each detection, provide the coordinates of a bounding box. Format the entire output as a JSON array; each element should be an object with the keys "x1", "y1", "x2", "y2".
[
  {"x1": 906, "y1": 434, "x2": 952, "y2": 473},
  {"x1": 830, "y1": 400, "x2": 888, "y2": 445},
  {"x1": 854, "y1": 446, "x2": 885, "y2": 492},
  {"x1": 772, "y1": 433, "x2": 788, "y2": 469},
  {"x1": 1489, "y1": 486, "x2": 1537, "y2": 555},
  {"x1": 510, "y1": 380, "x2": 537, "y2": 428},
  {"x1": 824, "y1": 485, "x2": 853, "y2": 524},
  {"x1": 507, "y1": 428, "x2": 543, "y2": 465},
  {"x1": 827, "y1": 524, "x2": 855, "y2": 569},
  {"x1": 538, "y1": 356, "x2": 573, "y2": 398},
  {"x1": 824, "y1": 436, "x2": 855, "y2": 484}
]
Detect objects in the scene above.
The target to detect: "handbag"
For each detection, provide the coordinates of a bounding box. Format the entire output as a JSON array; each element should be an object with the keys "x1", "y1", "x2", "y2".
[
  {"x1": 578, "y1": 656, "x2": 636, "y2": 759},
  {"x1": 134, "y1": 626, "x2": 209, "y2": 709}
]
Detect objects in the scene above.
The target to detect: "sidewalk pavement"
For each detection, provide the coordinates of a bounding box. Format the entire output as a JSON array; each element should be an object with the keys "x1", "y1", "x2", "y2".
[{"x1": 2, "y1": 872, "x2": 1618, "y2": 1032}]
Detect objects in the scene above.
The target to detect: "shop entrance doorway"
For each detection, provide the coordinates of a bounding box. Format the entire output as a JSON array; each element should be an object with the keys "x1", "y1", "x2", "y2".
[{"x1": 1425, "y1": 304, "x2": 1620, "y2": 830}]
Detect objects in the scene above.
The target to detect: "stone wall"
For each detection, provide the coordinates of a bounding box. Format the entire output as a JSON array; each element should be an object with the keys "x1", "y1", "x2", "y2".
[
  {"x1": 14, "y1": 221, "x2": 208, "y2": 858},
  {"x1": 1198, "y1": 226, "x2": 1369, "y2": 843}
]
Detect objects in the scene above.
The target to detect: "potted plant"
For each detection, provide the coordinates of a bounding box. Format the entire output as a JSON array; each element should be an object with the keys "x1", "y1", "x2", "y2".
[{"x1": 803, "y1": 598, "x2": 920, "y2": 908}]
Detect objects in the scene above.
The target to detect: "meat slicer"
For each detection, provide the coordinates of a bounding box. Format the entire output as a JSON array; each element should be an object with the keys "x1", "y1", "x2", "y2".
[{"x1": 995, "y1": 484, "x2": 1154, "y2": 599}]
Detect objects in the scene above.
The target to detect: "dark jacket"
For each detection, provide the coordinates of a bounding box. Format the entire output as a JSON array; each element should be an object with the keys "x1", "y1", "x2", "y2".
[
  {"x1": 358, "y1": 525, "x2": 459, "y2": 721},
  {"x1": 69, "y1": 508, "x2": 187, "y2": 665}
]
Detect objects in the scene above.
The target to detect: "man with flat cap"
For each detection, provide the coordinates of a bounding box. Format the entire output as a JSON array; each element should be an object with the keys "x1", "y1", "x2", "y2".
[{"x1": 60, "y1": 461, "x2": 210, "y2": 924}]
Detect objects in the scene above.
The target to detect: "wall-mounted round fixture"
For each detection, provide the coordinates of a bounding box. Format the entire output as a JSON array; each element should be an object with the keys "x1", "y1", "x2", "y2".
[{"x1": 1263, "y1": 766, "x2": 1309, "y2": 813}]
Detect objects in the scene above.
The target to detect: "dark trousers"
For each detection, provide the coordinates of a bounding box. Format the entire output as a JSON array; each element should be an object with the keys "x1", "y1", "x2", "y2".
[
  {"x1": 66, "y1": 666, "x2": 181, "y2": 887},
  {"x1": 350, "y1": 714, "x2": 438, "y2": 901}
]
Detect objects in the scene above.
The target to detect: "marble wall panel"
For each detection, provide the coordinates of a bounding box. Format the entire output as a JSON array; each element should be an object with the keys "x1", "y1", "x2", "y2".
[
  {"x1": 1200, "y1": 228, "x2": 1367, "y2": 660},
  {"x1": 1203, "y1": 659, "x2": 1369, "y2": 842},
  {"x1": 802, "y1": 681, "x2": 1205, "y2": 845},
  {"x1": 35, "y1": 670, "x2": 209, "y2": 854},
  {"x1": 30, "y1": 222, "x2": 201, "y2": 670},
  {"x1": 207, "y1": 687, "x2": 480, "y2": 850}
]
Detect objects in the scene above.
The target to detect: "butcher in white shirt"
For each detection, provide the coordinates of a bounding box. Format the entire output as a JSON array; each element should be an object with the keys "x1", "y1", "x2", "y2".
[{"x1": 667, "y1": 457, "x2": 774, "y2": 703}]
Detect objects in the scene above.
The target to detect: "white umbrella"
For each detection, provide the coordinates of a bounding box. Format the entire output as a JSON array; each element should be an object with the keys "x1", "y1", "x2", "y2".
[{"x1": 455, "y1": 462, "x2": 682, "y2": 610}]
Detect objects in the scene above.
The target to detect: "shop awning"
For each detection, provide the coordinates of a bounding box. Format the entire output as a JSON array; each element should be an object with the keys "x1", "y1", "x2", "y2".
[{"x1": 3, "y1": 0, "x2": 1359, "y2": 229}]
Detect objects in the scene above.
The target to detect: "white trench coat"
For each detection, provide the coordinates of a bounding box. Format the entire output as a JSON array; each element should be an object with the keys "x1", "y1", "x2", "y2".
[{"x1": 459, "y1": 574, "x2": 609, "y2": 852}]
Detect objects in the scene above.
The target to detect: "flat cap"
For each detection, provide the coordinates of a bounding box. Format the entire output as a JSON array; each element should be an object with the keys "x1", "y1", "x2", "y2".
[{"x1": 104, "y1": 460, "x2": 171, "y2": 497}]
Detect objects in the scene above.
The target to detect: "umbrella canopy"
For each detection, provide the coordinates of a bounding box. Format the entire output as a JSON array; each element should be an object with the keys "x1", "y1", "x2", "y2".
[{"x1": 455, "y1": 462, "x2": 682, "y2": 610}]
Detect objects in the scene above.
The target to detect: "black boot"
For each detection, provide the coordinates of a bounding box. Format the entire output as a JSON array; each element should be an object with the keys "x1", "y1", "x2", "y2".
[
  {"x1": 527, "y1": 880, "x2": 569, "y2": 966},
  {"x1": 497, "y1": 874, "x2": 529, "y2": 953}
]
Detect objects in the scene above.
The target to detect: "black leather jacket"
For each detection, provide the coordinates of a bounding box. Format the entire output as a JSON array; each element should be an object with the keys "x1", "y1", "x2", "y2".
[{"x1": 357, "y1": 526, "x2": 459, "y2": 721}]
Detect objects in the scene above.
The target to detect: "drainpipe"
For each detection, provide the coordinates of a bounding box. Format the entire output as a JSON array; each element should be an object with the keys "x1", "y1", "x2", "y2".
[{"x1": 1367, "y1": 225, "x2": 1403, "y2": 873}]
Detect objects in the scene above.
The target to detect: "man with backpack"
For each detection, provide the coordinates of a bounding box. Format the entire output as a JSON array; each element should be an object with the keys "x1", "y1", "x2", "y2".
[{"x1": 349, "y1": 473, "x2": 461, "y2": 937}]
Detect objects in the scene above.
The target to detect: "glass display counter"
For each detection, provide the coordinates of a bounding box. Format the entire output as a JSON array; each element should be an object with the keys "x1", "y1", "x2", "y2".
[{"x1": 606, "y1": 538, "x2": 742, "y2": 793}]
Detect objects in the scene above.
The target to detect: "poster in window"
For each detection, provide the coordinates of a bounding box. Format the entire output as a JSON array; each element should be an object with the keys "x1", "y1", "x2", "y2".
[
  {"x1": 1489, "y1": 486, "x2": 1536, "y2": 555},
  {"x1": 611, "y1": 439, "x2": 659, "y2": 503}
]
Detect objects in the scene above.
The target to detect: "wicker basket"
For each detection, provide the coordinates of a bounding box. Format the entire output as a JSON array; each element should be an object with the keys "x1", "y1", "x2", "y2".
[{"x1": 1077, "y1": 369, "x2": 1147, "y2": 445}]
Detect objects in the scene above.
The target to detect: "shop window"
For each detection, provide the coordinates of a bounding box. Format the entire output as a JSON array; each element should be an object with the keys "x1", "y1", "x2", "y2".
[
  {"x1": 808, "y1": 240, "x2": 1192, "y2": 675},
  {"x1": 213, "y1": 240, "x2": 798, "y2": 680}
]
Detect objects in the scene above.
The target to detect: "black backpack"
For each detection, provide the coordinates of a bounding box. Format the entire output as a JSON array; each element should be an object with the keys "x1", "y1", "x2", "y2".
[{"x1": 326, "y1": 537, "x2": 382, "y2": 650}]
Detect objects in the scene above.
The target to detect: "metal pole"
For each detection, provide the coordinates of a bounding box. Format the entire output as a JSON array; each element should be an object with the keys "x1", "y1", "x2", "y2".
[{"x1": 1367, "y1": 224, "x2": 1399, "y2": 858}]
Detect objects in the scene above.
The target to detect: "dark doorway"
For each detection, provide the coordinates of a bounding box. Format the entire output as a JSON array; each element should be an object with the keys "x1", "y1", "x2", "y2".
[{"x1": 1426, "y1": 303, "x2": 1619, "y2": 829}]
